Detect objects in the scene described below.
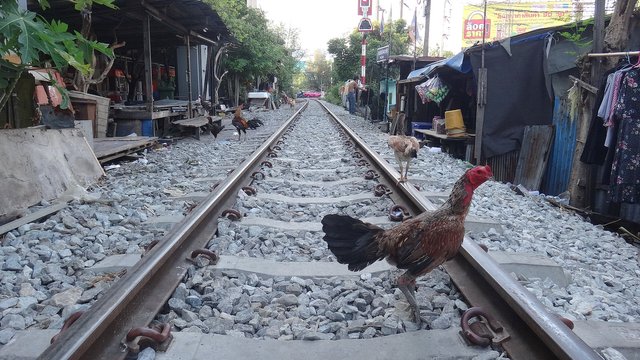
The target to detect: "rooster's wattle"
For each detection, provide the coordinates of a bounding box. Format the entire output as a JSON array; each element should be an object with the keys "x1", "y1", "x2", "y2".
[{"x1": 321, "y1": 165, "x2": 493, "y2": 323}]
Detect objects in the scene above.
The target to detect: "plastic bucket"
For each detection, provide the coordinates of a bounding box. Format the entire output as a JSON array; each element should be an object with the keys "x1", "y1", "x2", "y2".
[{"x1": 445, "y1": 109, "x2": 464, "y2": 130}]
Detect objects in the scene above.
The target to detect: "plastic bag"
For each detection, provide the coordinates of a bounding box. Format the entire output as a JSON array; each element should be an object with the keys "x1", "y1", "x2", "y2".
[{"x1": 415, "y1": 76, "x2": 449, "y2": 105}]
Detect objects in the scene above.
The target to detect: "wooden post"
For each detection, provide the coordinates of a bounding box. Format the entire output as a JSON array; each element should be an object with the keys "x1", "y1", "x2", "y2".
[
  {"x1": 591, "y1": 0, "x2": 606, "y2": 88},
  {"x1": 143, "y1": 14, "x2": 153, "y2": 113},
  {"x1": 474, "y1": 0, "x2": 488, "y2": 164},
  {"x1": 474, "y1": 68, "x2": 487, "y2": 163},
  {"x1": 202, "y1": 45, "x2": 213, "y2": 105},
  {"x1": 568, "y1": 0, "x2": 606, "y2": 208},
  {"x1": 422, "y1": 0, "x2": 431, "y2": 56},
  {"x1": 186, "y1": 36, "x2": 193, "y2": 117}
]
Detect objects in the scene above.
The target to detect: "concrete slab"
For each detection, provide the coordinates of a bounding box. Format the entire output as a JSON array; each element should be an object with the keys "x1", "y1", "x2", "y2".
[
  {"x1": 4, "y1": 322, "x2": 638, "y2": 360},
  {"x1": 170, "y1": 192, "x2": 210, "y2": 201},
  {"x1": 273, "y1": 158, "x2": 344, "y2": 165},
  {"x1": 240, "y1": 215, "x2": 502, "y2": 234},
  {"x1": 0, "y1": 202, "x2": 68, "y2": 236},
  {"x1": 261, "y1": 177, "x2": 368, "y2": 187},
  {"x1": 0, "y1": 128, "x2": 104, "y2": 216},
  {"x1": 193, "y1": 176, "x2": 225, "y2": 183},
  {"x1": 90, "y1": 254, "x2": 140, "y2": 273},
  {"x1": 144, "y1": 215, "x2": 185, "y2": 226},
  {"x1": 489, "y1": 251, "x2": 569, "y2": 287},
  {"x1": 155, "y1": 329, "x2": 494, "y2": 360},
  {"x1": 0, "y1": 329, "x2": 57, "y2": 360},
  {"x1": 215, "y1": 255, "x2": 392, "y2": 277},
  {"x1": 241, "y1": 217, "x2": 320, "y2": 232},
  {"x1": 256, "y1": 192, "x2": 376, "y2": 204},
  {"x1": 292, "y1": 167, "x2": 355, "y2": 175},
  {"x1": 573, "y1": 320, "x2": 640, "y2": 360}
]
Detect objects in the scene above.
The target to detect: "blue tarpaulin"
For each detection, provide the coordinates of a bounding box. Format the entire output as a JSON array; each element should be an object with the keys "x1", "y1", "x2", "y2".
[{"x1": 406, "y1": 51, "x2": 471, "y2": 79}]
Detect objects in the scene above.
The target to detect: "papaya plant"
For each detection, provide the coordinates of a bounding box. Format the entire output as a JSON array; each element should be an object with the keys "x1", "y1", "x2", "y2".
[{"x1": 0, "y1": 0, "x2": 116, "y2": 112}]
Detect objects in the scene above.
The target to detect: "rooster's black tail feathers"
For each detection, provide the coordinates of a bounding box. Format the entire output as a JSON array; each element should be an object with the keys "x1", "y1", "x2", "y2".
[{"x1": 321, "y1": 214, "x2": 385, "y2": 271}]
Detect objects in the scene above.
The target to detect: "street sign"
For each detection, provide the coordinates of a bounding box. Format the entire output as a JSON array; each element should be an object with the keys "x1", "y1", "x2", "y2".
[
  {"x1": 358, "y1": 0, "x2": 372, "y2": 17},
  {"x1": 358, "y1": 18, "x2": 373, "y2": 33},
  {"x1": 376, "y1": 45, "x2": 389, "y2": 63}
]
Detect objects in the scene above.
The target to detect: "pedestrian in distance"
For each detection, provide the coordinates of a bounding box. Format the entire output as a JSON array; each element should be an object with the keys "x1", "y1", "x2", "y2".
[{"x1": 347, "y1": 75, "x2": 360, "y2": 115}]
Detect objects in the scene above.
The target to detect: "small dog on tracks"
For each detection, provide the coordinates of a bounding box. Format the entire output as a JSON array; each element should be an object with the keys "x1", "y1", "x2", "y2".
[{"x1": 281, "y1": 93, "x2": 295, "y2": 109}]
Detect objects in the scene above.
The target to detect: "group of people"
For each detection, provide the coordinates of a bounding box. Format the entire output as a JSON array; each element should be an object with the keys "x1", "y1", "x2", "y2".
[{"x1": 341, "y1": 75, "x2": 363, "y2": 115}]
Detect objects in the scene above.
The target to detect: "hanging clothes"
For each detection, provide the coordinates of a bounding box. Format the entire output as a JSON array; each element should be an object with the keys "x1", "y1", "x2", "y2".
[
  {"x1": 580, "y1": 69, "x2": 616, "y2": 165},
  {"x1": 609, "y1": 68, "x2": 640, "y2": 203}
]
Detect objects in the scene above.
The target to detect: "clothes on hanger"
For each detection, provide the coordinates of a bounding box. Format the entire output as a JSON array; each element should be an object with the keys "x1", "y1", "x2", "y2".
[{"x1": 609, "y1": 67, "x2": 640, "y2": 203}]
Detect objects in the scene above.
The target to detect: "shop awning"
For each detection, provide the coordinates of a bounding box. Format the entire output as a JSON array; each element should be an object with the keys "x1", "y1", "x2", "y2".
[{"x1": 406, "y1": 51, "x2": 471, "y2": 79}]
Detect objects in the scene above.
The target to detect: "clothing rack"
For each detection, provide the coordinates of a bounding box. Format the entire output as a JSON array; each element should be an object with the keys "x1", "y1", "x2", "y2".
[{"x1": 587, "y1": 51, "x2": 640, "y2": 58}]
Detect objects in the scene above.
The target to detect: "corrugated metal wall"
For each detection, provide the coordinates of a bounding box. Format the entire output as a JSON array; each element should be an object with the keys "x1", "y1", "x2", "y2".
[
  {"x1": 487, "y1": 150, "x2": 519, "y2": 184},
  {"x1": 542, "y1": 97, "x2": 577, "y2": 196}
]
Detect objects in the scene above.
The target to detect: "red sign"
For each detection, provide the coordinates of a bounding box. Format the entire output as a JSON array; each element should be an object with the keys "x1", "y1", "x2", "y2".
[
  {"x1": 464, "y1": 18, "x2": 491, "y2": 39},
  {"x1": 358, "y1": 0, "x2": 372, "y2": 16}
]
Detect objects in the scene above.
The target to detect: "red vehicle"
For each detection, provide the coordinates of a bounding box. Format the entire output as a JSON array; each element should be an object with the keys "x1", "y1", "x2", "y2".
[{"x1": 302, "y1": 91, "x2": 322, "y2": 98}]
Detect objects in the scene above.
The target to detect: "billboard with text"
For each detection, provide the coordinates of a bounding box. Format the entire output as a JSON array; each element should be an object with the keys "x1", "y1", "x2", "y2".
[{"x1": 462, "y1": 2, "x2": 577, "y2": 48}]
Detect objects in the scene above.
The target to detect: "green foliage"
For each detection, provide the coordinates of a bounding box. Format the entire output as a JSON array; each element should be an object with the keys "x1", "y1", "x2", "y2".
[
  {"x1": 324, "y1": 83, "x2": 342, "y2": 106},
  {"x1": 71, "y1": 0, "x2": 117, "y2": 11},
  {"x1": 0, "y1": 0, "x2": 115, "y2": 111},
  {"x1": 205, "y1": 0, "x2": 301, "y2": 96},
  {"x1": 302, "y1": 50, "x2": 332, "y2": 91},
  {"x1": 328, "y1": 18, "x2": 410, "y2": 87},
  {"x1": 558, "y1": 18, "x2": 593, "y2": 48}
]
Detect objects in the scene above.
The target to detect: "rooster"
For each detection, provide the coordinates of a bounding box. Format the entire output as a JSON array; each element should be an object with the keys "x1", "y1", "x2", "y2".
[
  {"x1": 232, "y1": 104, "x2": 249, "y2": 141},
  {"x1": 205, "y1": 119, "x2": 225, "y2": 140},
  {"x1": 321, "y1": 165, "x2": 493, "y2": 324},
  {"x1": 388, "y1": 135, "x2": 420, "y2": 182}
]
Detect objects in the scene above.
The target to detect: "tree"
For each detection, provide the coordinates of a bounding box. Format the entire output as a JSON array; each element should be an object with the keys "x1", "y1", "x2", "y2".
[
  {"x1": 304, "y1": 50, "x2": 332, "y2": 91},
  {"x1": 0, "y1": 0, "x2": 115, "y2": 112},
  {"x1": 206, "y1": 0, "x2": 301, "y2": 104},
  {"x1": 329, "y1": 18, "x2": 410, "y2": 86},
  {"x1": 326, "y1": 19, "x2": 411, "y2": 118},
  {"x1": 603, "y1": 0, "x2": 639, "y2": 68},
  {"x1": 70, "y1": 0, "x2": 122, "y2": 93}
]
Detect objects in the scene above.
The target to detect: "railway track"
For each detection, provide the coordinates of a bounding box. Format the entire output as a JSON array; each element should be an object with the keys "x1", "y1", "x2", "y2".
[{"x1": 2, "y1": 101, "x2": 628, "y2": 359}]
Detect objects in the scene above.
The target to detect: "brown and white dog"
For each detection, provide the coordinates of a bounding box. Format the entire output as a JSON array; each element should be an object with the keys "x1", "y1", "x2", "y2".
[{"x1": 281, "y1": 93, "x2": 295, "y2": 109}]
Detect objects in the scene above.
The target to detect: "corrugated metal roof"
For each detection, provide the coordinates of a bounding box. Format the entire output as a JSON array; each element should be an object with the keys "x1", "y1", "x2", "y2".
[{"x1": 29, "y1": 0, "x2": 232, "y2": 48}]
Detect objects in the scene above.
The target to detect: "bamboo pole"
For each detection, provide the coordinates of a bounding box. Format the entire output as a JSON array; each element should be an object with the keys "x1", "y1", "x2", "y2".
[{"x1": 587, "y1": 50, "x2": 640, "y2": 57}]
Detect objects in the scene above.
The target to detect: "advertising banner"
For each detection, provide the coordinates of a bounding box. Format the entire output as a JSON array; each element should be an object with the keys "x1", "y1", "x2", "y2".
[{"x1": 462, "y1": 2, "x2": 576, "y2": 48}]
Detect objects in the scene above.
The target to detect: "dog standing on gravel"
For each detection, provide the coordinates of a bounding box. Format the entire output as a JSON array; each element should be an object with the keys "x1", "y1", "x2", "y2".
[{"x1": 281, "y1": 93, "x2": 295, "y2": 109}]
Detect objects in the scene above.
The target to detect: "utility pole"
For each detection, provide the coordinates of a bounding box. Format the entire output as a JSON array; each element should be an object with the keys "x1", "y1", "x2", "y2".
[
  {"x1": 423, "y1": 0, "x2": 431, "y2": 56},
  {"x1": 399, "y1": 0, "x2": 403, "y2": 21}
]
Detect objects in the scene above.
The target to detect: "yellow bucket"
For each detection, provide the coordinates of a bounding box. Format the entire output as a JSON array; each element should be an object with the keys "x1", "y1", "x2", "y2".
[{"x1": 445, "y1": 109, "x2": 464, "y2": 130}]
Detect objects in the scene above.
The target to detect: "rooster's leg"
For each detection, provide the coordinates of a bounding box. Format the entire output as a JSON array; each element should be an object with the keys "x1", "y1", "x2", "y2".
[{"x1": 397, "y1": 272, "x2": 421, "y2": 324}]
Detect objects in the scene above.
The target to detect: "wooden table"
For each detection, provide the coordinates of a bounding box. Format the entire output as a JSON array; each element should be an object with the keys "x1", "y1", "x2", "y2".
[
  {"x1": 414, "y1": 129, "x2": 475, "y2": 161},
  {"x1": 172, "y1": 116, "x2": 222, "y2": 140}
]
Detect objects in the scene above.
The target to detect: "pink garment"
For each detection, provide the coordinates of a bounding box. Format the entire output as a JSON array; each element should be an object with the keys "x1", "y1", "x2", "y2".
[{"x1": 605, "y1": 71, "x2": 624, "y2": 127}]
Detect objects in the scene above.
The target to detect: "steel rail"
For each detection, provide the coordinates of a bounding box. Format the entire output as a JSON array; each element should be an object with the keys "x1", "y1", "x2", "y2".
[
  {"x1": 318, "y1": 101, "x2": 601, "y2": 360},
  {"x1": 38, "y1": 102, "x2": 309, "y2": 360}
]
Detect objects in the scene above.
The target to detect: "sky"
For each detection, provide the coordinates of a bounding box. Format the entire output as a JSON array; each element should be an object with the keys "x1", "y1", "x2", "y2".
[
  {"x1": 256, "y1": 0, "x2": 475, "y2": 57},
  {"x1": 255, "y1": 0, "x2": 612, "y2": 58}
]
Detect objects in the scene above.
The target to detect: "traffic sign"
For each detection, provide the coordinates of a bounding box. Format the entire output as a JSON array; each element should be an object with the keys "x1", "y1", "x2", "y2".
[
  {"x1": 358, "y1": 18, "x2": 373, "y2": 32},
  {"x1": 358, "y1": 0, "x2": 372, "y2": 17},
  {"x1": 376, "y1": 45, "x2": 389, "y2": 63}
]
